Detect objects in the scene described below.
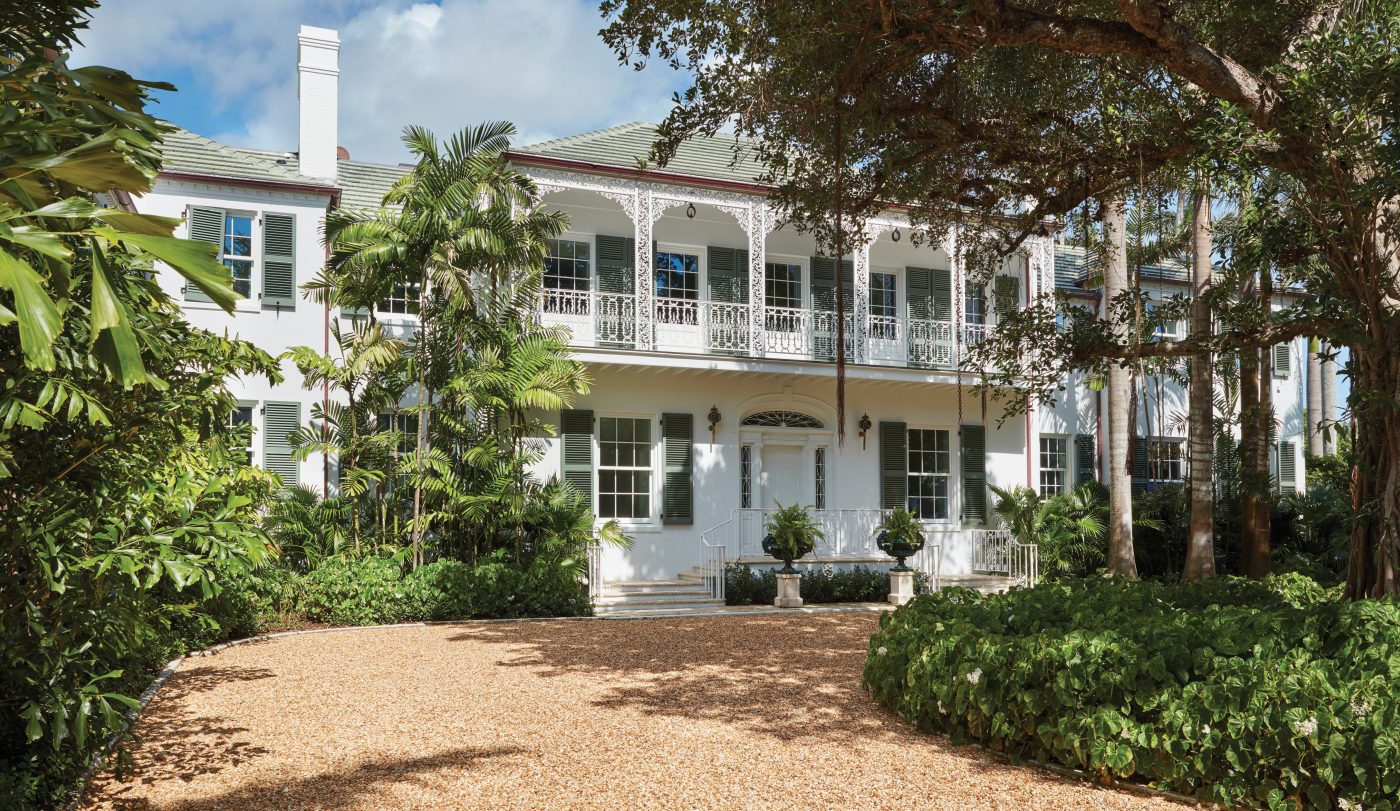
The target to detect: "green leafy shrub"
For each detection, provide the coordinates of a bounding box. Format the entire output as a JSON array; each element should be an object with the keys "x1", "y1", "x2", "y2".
[
  {"x1": 865, "y1": 575, "x2": 1399, "y2": 809},
  {"x1": 726, "y1": 563, "x2": 927, "y2": 605}
]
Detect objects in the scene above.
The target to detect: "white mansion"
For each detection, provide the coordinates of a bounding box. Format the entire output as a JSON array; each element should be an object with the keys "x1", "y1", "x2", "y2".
[{"x1": 135, "y1": 27, "x2": 1309, "y2": 608}]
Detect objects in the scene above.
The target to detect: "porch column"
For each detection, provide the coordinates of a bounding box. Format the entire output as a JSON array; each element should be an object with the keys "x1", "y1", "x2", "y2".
[
  {"x1": 634, "y1": 188, "x2": 655, "y2": 350},
  {"x1": 853, "y1": 240, "x2": 871, "y2": 364},
  {"x1": 747, "y1": 203, "x2": 771, "y2": 357}
]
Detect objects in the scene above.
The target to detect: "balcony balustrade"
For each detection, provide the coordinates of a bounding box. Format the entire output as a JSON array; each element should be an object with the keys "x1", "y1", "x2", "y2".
[{"x1": 538, "y1": 290, "x2": 994, "y2": 371}]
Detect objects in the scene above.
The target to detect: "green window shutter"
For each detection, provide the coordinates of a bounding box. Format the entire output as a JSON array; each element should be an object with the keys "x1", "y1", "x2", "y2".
[
  {"x1": 262, "y1": 401, "x2": 300, "y2": 487},
  {"x1": 661, "y1": 412, "x2": 694, "y2": 525},
  {"x1": 1130, "y1": 436, "x2": 1150, "y2": 494},
  {"x1": 261, "y1": 212, "x2": 297, "y2": 310},
  {"x1": 961, "y1": 424, "x2": 987, "y2": 524},
  {"x1": 906, "y1": 266, "x2": 932, "y2": 320},
  {"x1": 185, "y1": 205, "x2": 226, "y2": 303},
  {"x1": 1278, "y1": 440, "x2": 1297, "y2": 492},
  {"x1": 931, "y1": 267, "x2": 952, "y2": 322},
  {"x1": 596, "y1": 235, "x2": 636, "y2": 294},
  {"x1": 560, "y1": 409, "x2": 594, "y2": 503},
  {"x1": 1074, "y1": 434, "x2": 1097, "y2": 486},
  {"x1": 879, "y1": 421, "x2": 908, "y2": 510},
  {"x1": 707, "y1": 246, "x2": 749, "y2": 303},
  {"x1": 811, "y1": 256, "x2": 835, "y2": 312},
  {"x1": 1273, "y1": 343, "x2": 1291, "y2": 378},
  {"x1": 994, "y1": 275, "x2": 1020, "y2": 319}
]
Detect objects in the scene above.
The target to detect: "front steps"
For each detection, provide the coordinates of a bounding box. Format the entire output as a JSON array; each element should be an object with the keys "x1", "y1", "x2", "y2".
[
  {"x1": 592, "y1": 568, "x2": 1019, "y2": 616},
  {"x1": 593, "y1": 572, "x2": 724, "y2": 615}
]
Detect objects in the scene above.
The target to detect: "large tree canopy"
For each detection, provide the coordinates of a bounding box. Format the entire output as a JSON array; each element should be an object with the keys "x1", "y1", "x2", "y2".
[{"x1": 603, "y1": 0, "x2": 1400, "y2": 596}]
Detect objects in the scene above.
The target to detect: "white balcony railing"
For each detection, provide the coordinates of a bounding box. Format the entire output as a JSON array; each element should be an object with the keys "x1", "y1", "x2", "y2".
[{"x1": 538, "y1": 291, "x2": 991, "y2": 370}]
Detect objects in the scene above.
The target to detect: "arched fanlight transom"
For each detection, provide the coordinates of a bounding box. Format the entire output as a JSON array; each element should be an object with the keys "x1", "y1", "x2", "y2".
[{"x1": 741, "y1": 410, "x2": 825, "y2": 429}]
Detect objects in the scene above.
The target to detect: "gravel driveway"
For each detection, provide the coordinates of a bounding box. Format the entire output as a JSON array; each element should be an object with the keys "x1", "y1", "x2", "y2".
[{"x1": 81, "y1": 614, "x2": 1183, "y2": 810}]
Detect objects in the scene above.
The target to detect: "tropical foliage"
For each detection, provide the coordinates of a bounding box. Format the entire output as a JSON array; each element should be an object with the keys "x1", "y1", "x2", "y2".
[
  {"x1": 866, "y1": 575, "x2": 1400, "y2": 810},
  {"x1": 762, "y1": 502, "x2": 823, "y2": 565}
]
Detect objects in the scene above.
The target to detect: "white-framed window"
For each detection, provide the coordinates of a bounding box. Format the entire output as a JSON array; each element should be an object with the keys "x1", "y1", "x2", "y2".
[
  {"x1": 229, "y1": 403, "x2": 255, "y2": 463},
  {"x1": 655, "y1": 248, "x2": 700, "y2": 325},
  {"x1": 814, "y1": 447, "x2": 827, "y2": 510},
  {"x1": 1148, "y1": 438, "x2": 1185, "y2": 484},
  {"x1": 764, "y1": 261, "x2": 802, "y2": 309},
  {"x1": 1148, "y1": 303, "x2": 1181, "y2": 339},
  {"x1": 870, "y1": 271, "x2": 898, "y2": 340},
  {"x1": 544, "y1": 238, "x2": 591, "y2": 291},
  {"x1": 223, "y1": 212, "x2": 255, "y2": 298},
  {"x1": 598, "y1": 415, "x2": 653, "y2": 520},
  {"x1": 378, "y1": 282, "x2": 421, "y2": 315},
  {"x1": 740, "y1": 444, "x2": 753, "y2": 509},
  {"x1": 1039, "y1": 436, "x2": 1068, "y2": 496},
  {"x1": 908, "y1": 428, "x2": 952, "y2": 520},
  {"x1": 965, "y1": 281, "x2": 986, "y2": 325},
  {"x1": 377, "y1": 412, "x2": 419, "y2": 456}
]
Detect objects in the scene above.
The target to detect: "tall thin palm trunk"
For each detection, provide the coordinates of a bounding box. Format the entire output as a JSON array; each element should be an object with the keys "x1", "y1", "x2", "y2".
[
  {"x1": 1307, "y1": 338, "x2": 1324, "y2": 457},
  {"x1": 1253, "y1": 269, "x2": 1274, "y2": 575},
  {"x1": 1103, "y1": 193, "x2": 1138, "y2": 578},
  {"x1": 1321, "y1": 344, "x2": 1338, "y2": 456},
  {"x1": 411, "y1": 272, "x2": 429, "y2": 569},
  {"x1": 1184, "y1": 180, "x2": 1216, "y2": 580}
]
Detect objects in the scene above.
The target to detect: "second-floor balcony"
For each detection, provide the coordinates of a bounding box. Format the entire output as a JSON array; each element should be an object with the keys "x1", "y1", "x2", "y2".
[{"x1": 539, "y1": 289, "x2": 992, "y2": 371}]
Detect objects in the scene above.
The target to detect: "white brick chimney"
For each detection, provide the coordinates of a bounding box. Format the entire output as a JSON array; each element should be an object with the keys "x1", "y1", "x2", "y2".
[{"x1": 296, "y1": 25, "x2": 339, "y2": 181}]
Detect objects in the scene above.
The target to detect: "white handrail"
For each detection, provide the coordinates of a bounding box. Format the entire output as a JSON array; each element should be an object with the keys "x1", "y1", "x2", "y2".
[
  {"x1": 698, "y1": 515, "x2": 733, "y2": 600},
  {"x1": 586, "y1": 541, "x2": 603, "y2": 604},
  {"x1": 970, "y1": 529, "x2": 1039, "y2": 588}
]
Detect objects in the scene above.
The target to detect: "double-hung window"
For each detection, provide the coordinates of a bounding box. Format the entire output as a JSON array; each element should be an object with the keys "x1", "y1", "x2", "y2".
[
  {"x1": 907, "y1": 428, "x2": 952, "y2": 520},
  {"x1": 598, "y1": 416, "x2": 652, "y2": 520},
  {"x1": 1148, "y1": 438, "x2": 1185, "y2": 484},
  {"x1": 544, "y1": 238, "x2": 591, "y2": 306},
  {"x1": 964, "y1": 281, "x2": 987, "y2": 344},
  {"x1": 655, "y1": 249, "x2": 700, "y2": 325},
  {"x1": 378, "y1": 282, "x2": 421, "y2": 316},
  {"x1": 1039, "y1": 436, "x2": 1068, "y2": 496},
  {"x1": 378, "y1": 412, "x2": 419, "y2": 457},
  {"x1": 229, "y1": 404, "x2": 254, "y2": 464},
  {"x1": 223, "y1": 213, "x2": 254, "y2": 298},
  {"x1": 870, "y1": 271, "x2": 897, "y2": 340},
  {"x1": 765, "y1": 261, "x2": 802, "y2": 309}
]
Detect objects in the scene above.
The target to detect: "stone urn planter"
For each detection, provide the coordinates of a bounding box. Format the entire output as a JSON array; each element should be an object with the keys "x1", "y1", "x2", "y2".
[
  {"x1": 762, "y1": 502, "x2": 823, "y2": 608},
  {"x1": 876, "y1": 507, "x2": 926, "y2": 606}
]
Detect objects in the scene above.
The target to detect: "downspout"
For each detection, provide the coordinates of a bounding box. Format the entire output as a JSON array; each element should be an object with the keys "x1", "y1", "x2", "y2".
[{"x1": 323, "y1": 226, "x2": 332, "y2": 496}]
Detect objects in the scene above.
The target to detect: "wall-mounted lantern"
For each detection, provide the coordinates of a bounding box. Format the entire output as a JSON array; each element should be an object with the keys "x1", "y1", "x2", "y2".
[
  {"x1": 686, "y1": 202, "x2": 697, "y2": 220},
  {"x1": 858, "y1": 413, "x2": 872, "y2": 450},
  {"x1": 891, "y1": 227, "x2": 902, "y2": 243},
  {"x1": 707, "y1": 405, "x2": 722, "y2": 445}
]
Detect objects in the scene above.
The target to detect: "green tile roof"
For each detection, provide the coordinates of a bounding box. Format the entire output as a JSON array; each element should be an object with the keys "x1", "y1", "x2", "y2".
[
  {"x1": 158, "y1": 128, "x2": 335, "y2": 190},
  {"x1": 337, "y1": 159, "x2": 411, "y2": 209},
  {"x1": 512, "y1": 122, "x2": 769, "y2": 186}
]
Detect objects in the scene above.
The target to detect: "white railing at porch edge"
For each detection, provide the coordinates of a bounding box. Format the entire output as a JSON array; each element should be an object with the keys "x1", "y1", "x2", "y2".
[
  {"x1": 914, "y1": 544, "x2": 941, "y2": 594},
  {"x1": 970, "y1": 529, "x2": 1040, "y2": 588},
  {"x1": 586, "y1": 541, "x2": 603, "y2": 603},
  {"x1": 701, "y1": 540, "x2": 726, "y2": 600}
]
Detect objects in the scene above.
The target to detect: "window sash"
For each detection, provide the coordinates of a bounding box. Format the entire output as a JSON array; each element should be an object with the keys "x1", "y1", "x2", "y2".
[
  {"x1": 378, "y1": 282, "x2": 421, "y2": 315},
  {"x1": 544, "y1": 238, "x2": 591, "y2": 291},
  {"x1": 598, "y1": 416, "x2": 652, "y2": 519},
  {"x1": 764, "y1": 262, "x2": 802, "y2": 309},
  {"x1": 1039, "y1": 437, "x2": 1067, "y2": 496},
  {"x1": 964, "y1": 281, "x2": 986, "y2": 325},
  {"x1": 1148, "y1": 439, "x2": 1185, "y2": 483},
  {"x1": 814, "y1": 447, "x2": 826, "y2": 510},
  {"x1": 907, "y1": 428, "x2": 951, "y2": 520},
  {"x1": 223, "y1": 213, "x2": 254, "y2": 298}
]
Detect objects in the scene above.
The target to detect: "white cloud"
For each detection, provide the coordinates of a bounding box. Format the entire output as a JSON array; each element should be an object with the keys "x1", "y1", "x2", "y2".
[{"x1": 73, "y1": 0, "x2": 682, "y2": 163}]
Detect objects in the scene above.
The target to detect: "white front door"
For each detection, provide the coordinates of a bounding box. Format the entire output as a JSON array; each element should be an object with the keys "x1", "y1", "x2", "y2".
[{"x1": 760, "y1": 444, "x2": 803, "y2": 508}]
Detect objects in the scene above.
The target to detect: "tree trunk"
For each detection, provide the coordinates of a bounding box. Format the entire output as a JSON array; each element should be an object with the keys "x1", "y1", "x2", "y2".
[
  {"x1": 410, "y1": 274, "x2": 430, "y2": 569},
  {"x1": 1307, "y1": 338, "x2": 1324, "y2": 458},
  {"x1": 1102, "y1": 193, "x2": 1138, "y2": 578},
  {"x1": 1321, "y1": 344, "x2": 1338, "y2": 456},
  {"x1": 1345, "y1": 344, "x2": 1400, "y2": 598},
  {"x1": 1183, "y1": 181, "x2": 1215, "y2": 581},
  {"x1": 1253, "y1": 272, "x2": 1274, "y2": 576},
  {"x1": 1239, "y1": 270, "x2": 1261, "y2": 577}
]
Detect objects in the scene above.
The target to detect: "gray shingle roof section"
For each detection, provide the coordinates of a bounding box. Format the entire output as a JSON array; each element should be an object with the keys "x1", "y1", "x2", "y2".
[
  {"x1": 158, "y1": 128, "x2": 335, "y2": 190},
  {"x1": 513, "y1": 122, "x2": 769, "y2": 185},
  {"x1": 1053, "y1": 244, "x2": 1190, "y2": 292},
  {"x1": 337, "y1": 160, "x2": 411, "y2": 209}
]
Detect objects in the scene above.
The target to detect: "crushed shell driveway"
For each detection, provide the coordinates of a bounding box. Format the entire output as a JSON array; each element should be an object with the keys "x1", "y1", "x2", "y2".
[{"x1": 81, "y1": 614, "x2": 1185, "y2": 810}]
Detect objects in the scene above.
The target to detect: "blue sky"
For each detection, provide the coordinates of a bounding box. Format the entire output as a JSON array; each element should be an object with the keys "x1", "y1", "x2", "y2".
[{"x1": 73, "y1": 0, "x2": 684, "y2": 164}]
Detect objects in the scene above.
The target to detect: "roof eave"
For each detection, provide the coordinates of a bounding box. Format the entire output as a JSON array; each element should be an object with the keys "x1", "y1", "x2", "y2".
[{"x1": 157, "y1": 170, "x2": 342, "y2": 207}]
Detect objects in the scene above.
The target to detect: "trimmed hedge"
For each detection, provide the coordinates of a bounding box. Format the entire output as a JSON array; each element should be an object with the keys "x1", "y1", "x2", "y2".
[
  {"x1": 864, "y1": 574, "x2": 1400, "y2": 810},
  {"x1": 726, "y1": 563, "x2": 926, "y2": 605},
  {"x1": 297, "y1": 553, "x2": 590, "y2": 626}
]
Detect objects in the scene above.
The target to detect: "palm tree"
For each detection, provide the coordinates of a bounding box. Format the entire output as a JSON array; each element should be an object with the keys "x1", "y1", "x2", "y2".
[
  {"x1": 1184, "y1": 178, "x2": 1217, "y2": 580},
  {"x1": 322, "y1": 122, "x2": 565, "y2": 567},
  {"x1": 287, "y1": 320, "x2": 407, "y2": 552},
  {"x1": 1102, "y1": 193, "x2": 1139, "y2": 578}
]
